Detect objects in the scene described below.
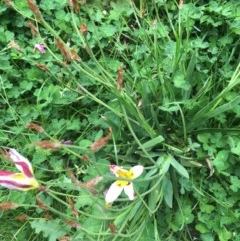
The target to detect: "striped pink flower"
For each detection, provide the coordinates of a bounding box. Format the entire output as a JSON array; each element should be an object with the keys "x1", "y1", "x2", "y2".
[{"x1": 0, "y1": 149, "x2": 39, "y2": 191}]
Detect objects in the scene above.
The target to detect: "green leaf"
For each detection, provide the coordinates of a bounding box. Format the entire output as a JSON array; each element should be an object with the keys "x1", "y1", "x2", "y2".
[
  {"x1": 78, "y1": 139, "x2": 92, "y2": 148},
  {"x1": 66, "y1": 119, "x2": 81, "y2": 131},
  {"x1": 230, "y1": 141, "x2": 240, "y2": 156},
  {"x1": 230, "y1": 176, "x2": 240, "y2": 192},
  {"x1": 156, "y1": 155, "x2": 170, "y2": 175},
  {"x1": 20, "y1": 80, "x2": 33, "y2": 93},
  {"x1": 141, "y1": 135, "x2": 165, "y2": 150},
  {"x1": 169, "y1": 155, "x2": 189, "y2": 179},
  {"x1": 160, "y1": 160, "x2": 170, "y2": 175},
  {"x1": 148, "y1": 179, "x2": 163, "y2": 212},
  {"x1": 195, "y1": 223, "x2": 208, "y2": 234},
  {"x1": 75, "y1": 189, "x2": 96, "y2": 208},
  {"x1": 32, "y1": 150, "x2": 49, "y2": 165},
  {"x1": 163, "y1": 175, "x2": 173, "y2": 208},
  {"x1": 173, "y1": 71, "x2": 191, "y2": 91},
  {"x1": 212, "y1": 150, "x2": 229, "y2": 172},
  {"x1": 0, "y1": 4, "x2": 8, "y2": 14},
  {"x1": 200, "y1": 233, "x2": 215, "y2": 241},
  {"x1": 30, "y1": 219, "x2": 69, "y2": 241},
  {"x1": 159, "y1": 104, "x2": 180, "y2": 113},
  {"x1": 0, "y1": 59, "x2": 11, "y2": 70},
  {"x1": 229, "y1": 20, "x2": 240, "y2": 35},
  {"x1": 200, "y1": 203, "x2": 215, "y2": 213},
  {"x1": 191, "y1": 38, "x2": 209, "y2": 48},
  {"x1": 218, "y1": 228, "x2": 232, "y2": 241},
  {"x1": 99, "y1": 24, "x2": 117, "y2": 38}
]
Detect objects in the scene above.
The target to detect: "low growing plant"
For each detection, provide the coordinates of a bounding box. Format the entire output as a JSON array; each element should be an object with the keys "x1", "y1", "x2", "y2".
[{"x1": 0, "y1": 0, "x2": 240, "y2": 240}]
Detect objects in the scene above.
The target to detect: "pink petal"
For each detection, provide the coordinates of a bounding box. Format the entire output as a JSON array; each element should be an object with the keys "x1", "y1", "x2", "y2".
[
  {"x1": 124, "y1": 183, "x2": 135, "y2": 200},
  {"x1": 0, "y1": 170, "x2": 15, "y2": 176},
  {"x1": 105, "y1": 182, "x2": 123, "y2": 203},
  {"x1": 0, "y1": 180, "x2": 32, "y2": 190},
  {"x1": 0, "y1": 173, "x2": 39, "y2": 191},
  {"x1": 34, "y1": 43, "x2": 45, "y2": 54},
  {"x1": 130, "y1": 165, "x2": 144, "y2": 179},
  {"x1": 8, "y1": 149, "x2": 33, "y2": 178}
]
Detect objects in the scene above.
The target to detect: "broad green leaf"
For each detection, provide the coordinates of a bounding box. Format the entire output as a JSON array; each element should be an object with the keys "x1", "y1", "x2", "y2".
[
  {"x1": 191, "y1": 38, "x2": 209, "y2": 48},
  {"x1": 30, "y1": 219, "x2": 69, "y2": 241},
  {"x1": 173, "y1": 71, "x2": 191, "y2": 91},
  {"x1": 230, "y1": 141, "x2": 240, "y2": 156},
  {"x1": 230, "y1": 176, "x2": 240, "y2": 192},
  {"x1": 200, "y1": 203, "x2": 215, "y2": 213},
  {"x1": 218, "y1": 228, "x2": 232, "y2": 241},
  {"x1": 0, "y1": 4, "x2": 8, "y2": 14},
  {"x1": 229, "y1": 20, "x2": 240, "y2": 35},
  {"x1": 200, "y1": 233, "x2": 215, "y2": 241},
  {"x1": 99, "y1": 24, "x2": 117, "y2": 38},
  {"x1": 195, "y1": 223, "x2": 209, "y2": 234},
  {"x1": 79, "y1": 139, "x2": 92, "y2": 148},
  {"x1": 0, "y1": 60, "x2": 11, "y2": 70},
  {"x1": 75, "y1": 189, "x2": 95, "y2": 208},
  {"x1": 32, "y1": 150, "x2": 49, "y2": 165},
  {"x1": 212, "y1": 150, "x2": 229, "y2": 172}
]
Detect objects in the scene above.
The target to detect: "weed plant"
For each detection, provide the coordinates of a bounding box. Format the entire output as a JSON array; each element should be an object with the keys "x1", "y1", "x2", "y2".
[{"x1": 0, "y1": 0, "x2": 240, "y2": 240}]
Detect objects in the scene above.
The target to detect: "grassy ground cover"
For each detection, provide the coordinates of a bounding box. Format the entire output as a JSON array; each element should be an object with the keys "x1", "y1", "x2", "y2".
[{"x1": 0, "y1": 0, "x2": 240, "y2": 240}]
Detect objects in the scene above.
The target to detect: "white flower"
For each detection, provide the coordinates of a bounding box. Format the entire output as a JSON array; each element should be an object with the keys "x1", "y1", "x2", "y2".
[{"x1": 105, "y1": 165, "x2": 144, "y2": 204}]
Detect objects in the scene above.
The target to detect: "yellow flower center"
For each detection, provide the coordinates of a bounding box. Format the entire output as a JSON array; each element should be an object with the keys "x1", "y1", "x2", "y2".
[
  {"x1": 13, "y1": 173, "x2": 26, "y2": 180},
  {"x1": 115, "y1": 169, "x2": 134, "y2": 187},
  {"x1": 12, "y1": 173, "x2": 39, "y2": 190},
  {"x1": 29, "y1": 178, "x2": 40, "y2": 189},
  {"x1": 116, "y1": 169, "x2": 134, "y2": 178}
]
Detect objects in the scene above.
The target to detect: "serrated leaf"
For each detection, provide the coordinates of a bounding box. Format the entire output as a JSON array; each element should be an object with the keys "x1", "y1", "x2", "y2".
[
  {"x1": 99, "y1": 24, "x2": 117, "y2": 37},
  {"x1": 30, "y1": 219, "x2": 69, "y2": 241}
]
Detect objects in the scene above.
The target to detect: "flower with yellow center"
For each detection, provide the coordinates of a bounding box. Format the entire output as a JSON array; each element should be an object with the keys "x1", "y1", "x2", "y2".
[{"x1": 105, "y1": 165, "x2": 144, "y2": 204}]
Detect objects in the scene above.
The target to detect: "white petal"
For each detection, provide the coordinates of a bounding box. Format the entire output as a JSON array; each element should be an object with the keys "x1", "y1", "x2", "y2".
[
  {"x1": 124, "y1": 183, "x2": 134, "y2": 200},
  {"x1": 130, "y1": 165, "x2": 144, "y2": 179},
  {"x1": 105, "y1": 182, "x2": 123, "y2": 203}
]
